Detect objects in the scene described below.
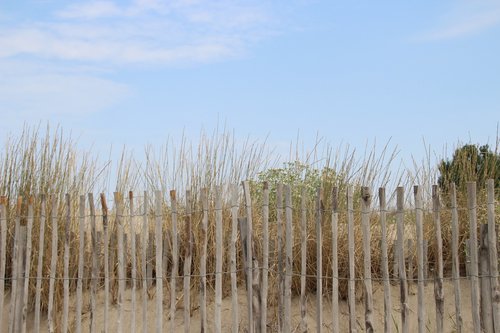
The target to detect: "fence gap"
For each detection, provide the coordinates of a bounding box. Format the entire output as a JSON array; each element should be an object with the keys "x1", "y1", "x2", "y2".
[
  {"x1": 230, "y1": 184, "x2": 240, "y2": 333},
  {"x1": 200, "y1": 188, "x2": 208, "y2": 332}
]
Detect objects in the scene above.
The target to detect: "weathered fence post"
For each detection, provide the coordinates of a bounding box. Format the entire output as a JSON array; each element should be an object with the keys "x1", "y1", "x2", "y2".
[
  {"x1": 379, "y1": 188, "x2": 392, "y2": 333},
  {"x1": 34, "y1": 195, "x2": 46, "y2": 333},
  {"x1": 115, "y1": 192, "x2": 125, "y2": 333},
  {"x1": 183, "y1": 190, "x2": 193, "y2": 333},
  {"x1": 62, "y1": 194, "x2": 70, "y2": 333},
  {"x1": 396, "y1": 187, "x2": 409, "y2": 333},
  {"x1": 361, "y1": 187, "x2": 374, "y2": 332},
  {"x1": 331, "y1": 187, "x2": 339, "y2": 333},
  {"x1": 47, "y1": 196, "x2": 58, "y2": 333},
  {"x1": 414, "y1": 185, "x2": 425, "y2": 333},
  {"x1": 154, "y1": 190, "x2": 163, "y2": 333},
  {"x1": 261, "y1": 183, "x2": 269, "y2": 333},
  {"x1": 20, "y1": 196, "x2": 34, "y2": 333},
  {"x1": 276, "y1": 183, "x2": 284, "y2": 332},
  {"x1": 242, "y1": 180, "x2": 260, "y2": 333},
  {"x1": 215, "y1": 186, "x2": 223, "y2": 333},
  {"x1": 101, "y1": 193, "x2": 110, "y2": 333},
  {"x1": 347, "y1": 186, "x2": 356, "y2": 333},
  {"x1": 300, "y1": 187, "x2": 308, "y2": 333},
  {"x1": 432, "y1": 185, "x2": 444, "y2": 333},
  {"x1": 486, "y1": 179, "x2": 500, "y2": 332},
  {"x1": 200, "y1": 188, "x2": 208, "y2": 332},
  {"x1": 480, "y1": 224, "x2": 493, "y2": 333},
  {"x1": 0, "y1": 196, "x2": 7, "y2": 329},
  {"x1": 88, "y1": 193, "x2": 98, "y2": 333},
  {"x1": 284, "y1": 185, "x2": 293, "y2": 333},
  {"x1": 142, "y1": 191, "x2": 149, "y2": 333},
  {"x1": 129, "y1": 191, "x2": 137, "y2": 333},
  {"x1": 169, "y1": 190, "x2": 178, "y2": 333},
  {"x1": 230, "y1": 184, "x2": 240, "y2": 333},
  {"x1": 75, "y1": 195, "x2": 86, "y2": 333},
  {"x1": 450, "y1": 184, "x2": 463, "y2": 333},
  {"x1": 316, "y1": 187, "x2": 323, "y2": 333},
  {"x1": 467, "y1": 182, "x2": 481, "y2": 333}
]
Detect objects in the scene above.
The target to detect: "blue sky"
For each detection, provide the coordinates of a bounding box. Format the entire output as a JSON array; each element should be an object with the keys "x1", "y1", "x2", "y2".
[{"x1": 0, "y1": 0, "x2": 499, "y2": 166}]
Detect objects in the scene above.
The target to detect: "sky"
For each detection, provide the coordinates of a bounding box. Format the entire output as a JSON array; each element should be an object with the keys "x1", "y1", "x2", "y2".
[{"x1": 0, "y1": 0, "x2": 499, "y2": 168}]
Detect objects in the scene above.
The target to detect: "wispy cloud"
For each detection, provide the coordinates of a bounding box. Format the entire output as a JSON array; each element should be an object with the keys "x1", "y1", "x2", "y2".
[
  {"x1": 418, "y1": 1, "x2": 500, "y2": 41},
  {"x1": 0, "y1": 60, "x2": 129, "y2": 117},
  {"x1": 0, "y1": 0, "x2": 275, "y2": 65}
]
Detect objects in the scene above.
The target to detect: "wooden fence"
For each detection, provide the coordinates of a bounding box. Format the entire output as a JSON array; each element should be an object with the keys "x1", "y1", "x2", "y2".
[{"x1": 0, "y1": 180, "x2": 498, "y2": 332}]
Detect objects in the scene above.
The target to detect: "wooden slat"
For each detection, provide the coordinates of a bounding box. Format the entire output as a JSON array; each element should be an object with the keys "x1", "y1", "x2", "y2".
[
  {"x1": 47, "y1": 196, "x2": 58, "y2": 333},
  {"x1": 467, "y1": 182, "x2": 481, "y2": 333},
  {"x1": 88, "y1": 193, "x2": 98, "y2": 333},
  {"x1": 115, "y1": 192, "x2": 125, "y2": 333},
  {"x1": 316, "y1": 187, "x2": 323, "y2": 333},
  {"x1": 15, "y1": 226, "x2": 27, "y2": 333},
  {"x1": 34, "y1": 195, "x2": 46, "y2": 332},
  {"x1": 242, "y1": 181, "x2": 256, "y2": 333},
  {"x1": 486, "y1": 179, "x2": 500, "y2": 330},
  {"x1": 62, "y1": 194, "x2": 70, "y2": 333},
  {"x1": 379, "y1": 188, "x2": 392, "y2": 333},
  {"x1": 276, "y1": 183, "x2": 284, "y2": 332},
  {"x1": 432, "y1": 186, "x2": 444, "y2": 333},
  {"x1": 8, "y1": 197, "x2": 21, "y2": 333},
  {"x1": 142, "y1": 192, "x2": 149, "y2": 333},
  {"x1": 479, "y1": 224, "x2": 493, "y2": 333},
  {"x1": 154, "y1": 190, "x2": 163, "y2": 333},
  {"x1": 0, "y1": 196, "x2": 7, "y2": 329},
  {"x1": 396, "y1": 187, "x2": 409, "y2": 333},
  {"x1": 331, "y1": 187, "x2": 340, "y2": 333},
  {"x1": 75, "y1": 195, "x2": 86, "y2": 333},
  {"x1": 20, "y1": 196, "x2": 33, "y2": 333},
  {"x1": 361, "y1": 187, "x2": 374, "y2": 332},
  {"x1": 129, "y1": 191, "x2": 137, "y2": 333},
  {"x1": 169, "y1": 190, "x2": 178, "y2": 333},
  {"x1": 215, "y1": 186, "x2": 223, "y2": 333},
  {"x1": 261, "y1": 182, "x2": 269, "y2": 333},
  {"x1": 101, "y1": 193, "x2": 110, "y2": 333},
  {"x1": 450, "y1": 184, "x2": 463, "y2": 333},
  {"x1": 230, "y1": 184, "x2": 240, "y2": 332},
  {"x1": 301, "y1": 187, "x2": 309, "y2": 333},
  {"x1": 284, "y1": 185, "x2": 293, "y2": 333},
  {"x1": 183, "y1": 190, "x2": 193, "y2": 333},
  {"x1": 414, "y1": 185, "x2": 425, "y2": 333},
  {"x1": 200, "y1": 188, "x2": 208, "y2": 332},
  {"x1": 347, "y1": 187, "x2": 356, "y2": 333}
]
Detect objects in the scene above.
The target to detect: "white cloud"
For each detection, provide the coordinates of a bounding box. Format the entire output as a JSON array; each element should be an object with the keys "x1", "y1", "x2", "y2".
[
  {"x1": 0, "y1": 61, "x2": 129, "y2": 117},
  {"x1": 0, "y1": 1, "x2": 273, "y2": 66},
  {"x1": 419, "y1": 1, "x2": 500, "y2": 41}
]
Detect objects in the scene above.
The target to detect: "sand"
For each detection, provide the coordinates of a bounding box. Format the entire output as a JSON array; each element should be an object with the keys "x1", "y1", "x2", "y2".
[{"x1": 2, "y1": 280, "x2": 475, "y2": 332}]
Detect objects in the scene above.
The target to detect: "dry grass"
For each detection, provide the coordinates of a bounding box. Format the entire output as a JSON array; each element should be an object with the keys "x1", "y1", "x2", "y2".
[{"x1": 0, "y1": 124, "x2": 498, "y2": 329}]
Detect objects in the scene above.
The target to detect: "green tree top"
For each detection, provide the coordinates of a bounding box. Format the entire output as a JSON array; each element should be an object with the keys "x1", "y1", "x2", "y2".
[{"x1": 438, "y1": 144, "x2": 500, "y2": 193}]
